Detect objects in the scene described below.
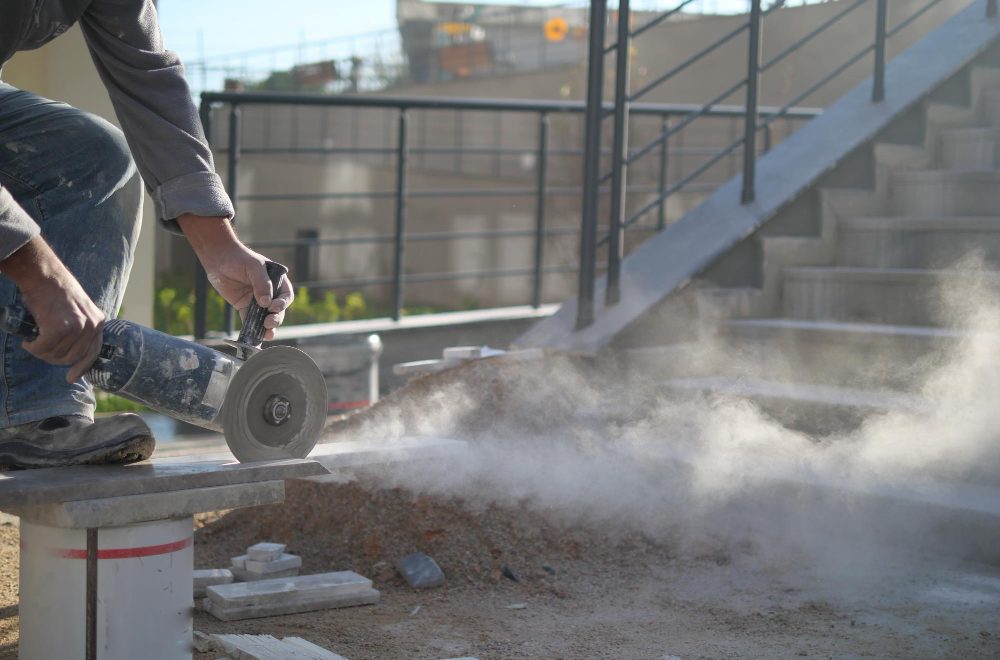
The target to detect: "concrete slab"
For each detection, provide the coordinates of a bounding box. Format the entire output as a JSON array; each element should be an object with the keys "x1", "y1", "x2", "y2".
[
  {"x1": 247, "y1": 542, "x2": 286, "y2": 562},
  {"x1": 9, "y1": 481, "x2": 284, "y2": 528},
  {"x1": 201, "y1": 587, "x2": 380, "y2": 621},
  {"x1": 0, "y1": 455, "x2": 324, "y2": 509},
  {"x1": 232, "y1": 554, "x2": 248, "y2": 570},
  {"x1": 207, "y1": 571, "x2": 372, "y2": 608},
  {"x1": 246, "y1": 553, "x2": 302, "y2": 575}
]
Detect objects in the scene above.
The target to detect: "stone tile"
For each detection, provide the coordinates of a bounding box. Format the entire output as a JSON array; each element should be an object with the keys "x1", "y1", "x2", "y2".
[
  {"x1": 207, "y1": 571, "x2": 372, "y2": 608},
  {"x1": 245, "y1": 553, "x2": 302, "y2": 575},
  {"x1": 282, "y1": 637, "x2": 348, "y2": 659},
  {"x1": 247, "y1": 541, "x2": 286, "y2": 562},
  {"x1": 232, "y1": 567, "x2": 300, "y2": 582},
  {"x1": 202, "y1": 587, "x2": 380, "y2": 621},
  {"x1": 193, "y1": 569, "x2": 234, "y2": 598},
  {"x1": 231, "y1": 554, "x2": 248, "y2": 570}
]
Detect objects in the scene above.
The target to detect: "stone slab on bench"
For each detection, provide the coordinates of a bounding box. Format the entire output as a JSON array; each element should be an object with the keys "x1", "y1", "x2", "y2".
[
  {"x1": 0, "y1": 455, "x2": 325, "y2": 510},
  {"x1": 10, "y1": 481, "x2": 285, "y2": 529}
]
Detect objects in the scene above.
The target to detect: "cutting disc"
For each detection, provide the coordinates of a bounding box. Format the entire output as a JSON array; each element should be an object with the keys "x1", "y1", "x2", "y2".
[{"x1": 220, "y1": 345, "x2": 327, "y2": 462}]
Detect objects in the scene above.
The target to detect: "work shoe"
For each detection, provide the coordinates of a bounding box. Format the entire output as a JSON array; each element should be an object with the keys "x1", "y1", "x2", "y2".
[{"x1": 0, "y1": 414, "x2": 155, "y2": 469}]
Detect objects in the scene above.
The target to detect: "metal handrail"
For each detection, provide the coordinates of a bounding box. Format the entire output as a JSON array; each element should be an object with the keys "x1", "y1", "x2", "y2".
[{"x1": 580, "y1": 0, "x2": 977, "y2": 329}]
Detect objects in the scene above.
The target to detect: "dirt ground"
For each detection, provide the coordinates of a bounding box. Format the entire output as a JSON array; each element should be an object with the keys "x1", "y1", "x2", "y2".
[
  {"x1": 1, "y1": 499, "x2": 999, "y2": 660},
  {"x1": 1, "y1": 357, "x2": 999, "y2": 658}
]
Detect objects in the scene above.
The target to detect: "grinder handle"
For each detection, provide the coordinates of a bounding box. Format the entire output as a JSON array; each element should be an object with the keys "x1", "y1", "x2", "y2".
[
  {"x1": 0, "y1": 305, "x2": 39, "y2": 341},
  {"x1": 237, "y1": 261, "x2": 288, "y2": 347}
]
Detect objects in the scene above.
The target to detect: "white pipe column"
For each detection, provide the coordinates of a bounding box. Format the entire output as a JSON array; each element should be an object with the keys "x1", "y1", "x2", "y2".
[{"x1": 19, "y1": 517, "x2": 194, "y2": 660}]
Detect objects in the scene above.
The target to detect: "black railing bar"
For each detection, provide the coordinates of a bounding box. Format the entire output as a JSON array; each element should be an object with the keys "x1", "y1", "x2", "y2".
[
  {"x1": 404, "y1": 266, "x2": 576, "y2": 284},
  {"x1": 618, "y1": 136, "x2": 747, "y2": 232},
  {"x1": 760, "y1": 0, "x2": 869, "y2": 73},
  {"x1": 238, "y1": 191, "x2": 398, "y2": 201},
  {"x1": 204, "y1": 91, "x2": 813, "y2": 119},
  {"x1": 759, "y1": 44, "x2": 876, "y2": 131},
  {"x1": 629, "y1": 20, "x2": 750, "y2": 103},
  {"x1": 622, "y1": 78, "x2": 749, "y2": 171},
  {"x1": 209, "y1": 100, "x2": 820, "y2": 127},
  {"x1": 238, "y1": 179, "x2": 722, "y2": 205},
  {"x1": 605, "y1": 0, "x2": 701, "y2": 53},
  {"x1": 247, "y1": 226, "x2": 585, "y2": 251},
  {"x1": 887, "y1": 0, "x2": 949, "y2": 38},
  {"x1": 290, "y1": 263, "x2": 583, "y2": 293},
  {"x1": 234, "y1": 147, "x2": 394, "y2": 156}
]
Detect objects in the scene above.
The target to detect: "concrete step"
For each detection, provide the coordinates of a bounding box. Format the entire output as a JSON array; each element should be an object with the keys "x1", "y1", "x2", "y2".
[
  {"x1": 891, "y1": 169, "x2": 1000, "y2": 216},
  {"x1": 938, "y1": 127, "x2": 1000, "y2": 170},
  {"x1": 983, "y1": 87, "x2": 1000, "y2": 127},
  {"x1": 661, "y1": 375, "x2": 924, "y2": 435},
  {"x1": 782, "y1": 267, "x2": 1000, "y2": 326},
  {"x1": 837, "y1": 216, "x2": 1000, "y2": 268},
  {"x1": 722, "y1": 318, "x2": 966, "y2": 390}
]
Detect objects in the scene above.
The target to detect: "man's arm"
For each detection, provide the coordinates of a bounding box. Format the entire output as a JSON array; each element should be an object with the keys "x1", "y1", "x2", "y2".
[{"x1": 79, "y1": 1, "x2": 294, "y2": 335}]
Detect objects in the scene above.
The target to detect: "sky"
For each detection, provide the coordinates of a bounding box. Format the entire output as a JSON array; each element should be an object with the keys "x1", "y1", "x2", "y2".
[{"x1": 157, "y1": 0, "x2": 755, "y2": 67}]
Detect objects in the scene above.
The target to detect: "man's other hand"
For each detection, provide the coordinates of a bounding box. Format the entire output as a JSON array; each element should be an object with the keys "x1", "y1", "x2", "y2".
[
  {"x1": 178, "y1": 214, "x2": 294, "y2": 340},
  {"x1": 0, "y1": 236, "x2": 105, "y2": 383}
]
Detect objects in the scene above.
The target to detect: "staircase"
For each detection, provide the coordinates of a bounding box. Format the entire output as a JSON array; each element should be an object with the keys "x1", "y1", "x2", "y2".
[{"x1": 660, "y1": 66, "x2": 1000, "y2": 435}]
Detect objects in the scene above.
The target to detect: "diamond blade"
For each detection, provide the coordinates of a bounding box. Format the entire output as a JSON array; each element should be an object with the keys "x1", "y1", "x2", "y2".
[{"x1": 221, "y1": 346, "x2": 327, "y2": 462}]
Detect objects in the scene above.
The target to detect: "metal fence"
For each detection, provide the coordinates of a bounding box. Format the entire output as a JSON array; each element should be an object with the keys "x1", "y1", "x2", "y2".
[
  {"x1": 194, "y1": 92, "x2": 819, "y2": 337},
  {"x1": 578, "y1": 0, "x2": 990, "y2": 328}
]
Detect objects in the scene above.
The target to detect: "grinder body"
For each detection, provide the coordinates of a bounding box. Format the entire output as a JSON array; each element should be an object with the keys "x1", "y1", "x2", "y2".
[
  {"x1": 89, "y1": 319, "x2": 236, "y2": 432},
  {"x1": 0, "y1": 262, "x2": 328, "y2": 462}
]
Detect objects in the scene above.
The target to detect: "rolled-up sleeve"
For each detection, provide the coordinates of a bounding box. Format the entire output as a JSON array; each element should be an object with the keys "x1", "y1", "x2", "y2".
[
  {"x1": 79, "y1": 0, "x2": 233, "y2": 231},
  {"x1": 0, "y1": 186, "x2": 40, "y2": 261}
]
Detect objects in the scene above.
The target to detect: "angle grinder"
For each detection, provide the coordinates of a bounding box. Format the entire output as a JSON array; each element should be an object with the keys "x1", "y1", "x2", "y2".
[{"x1": 0, "y1": 262, "x2": 328, "y2": 463}]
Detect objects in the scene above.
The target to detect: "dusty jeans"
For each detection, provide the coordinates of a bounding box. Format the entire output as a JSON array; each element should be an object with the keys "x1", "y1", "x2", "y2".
[{"x1": 0, "y1": 82, "x2": 142, "y2": 426}]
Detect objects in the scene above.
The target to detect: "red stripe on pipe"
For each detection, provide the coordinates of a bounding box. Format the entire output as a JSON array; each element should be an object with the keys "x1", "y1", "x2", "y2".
[
  {"x1": 43, "y1": 536, "x2": 192, "y2": 560},
  {"x1": 328, "y1": 400, "x2": 370, "y2": 411}
]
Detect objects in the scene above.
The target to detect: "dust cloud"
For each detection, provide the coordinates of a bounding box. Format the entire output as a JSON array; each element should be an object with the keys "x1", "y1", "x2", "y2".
[{"x1": 331, "y1": 258, "x2": 1000, "y2": 578}]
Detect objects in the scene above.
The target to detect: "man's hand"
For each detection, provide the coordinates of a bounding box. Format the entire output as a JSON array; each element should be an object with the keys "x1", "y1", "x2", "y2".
[
  {"x1": 178, "y1": 214, "x2": 293, "y2": 340},
  {"x1": 0, "y1": 236, "x2": 105, "y2": 383}
]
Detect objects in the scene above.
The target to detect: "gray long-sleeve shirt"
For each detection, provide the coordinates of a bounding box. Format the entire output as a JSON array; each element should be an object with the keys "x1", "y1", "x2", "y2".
[{"x1": 0, "y1": 0, "x2": 234, "y2": 261}]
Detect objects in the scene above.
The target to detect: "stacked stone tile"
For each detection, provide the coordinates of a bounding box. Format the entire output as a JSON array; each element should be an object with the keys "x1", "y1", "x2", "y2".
[{"x1": 230, "y1": 542, "x2": 302, "y2": 582}]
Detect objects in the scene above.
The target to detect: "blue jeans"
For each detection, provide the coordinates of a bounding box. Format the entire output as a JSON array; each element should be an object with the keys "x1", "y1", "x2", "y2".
[{"x1": 0, "y1": 83, "x2": 142, "y2": 426}]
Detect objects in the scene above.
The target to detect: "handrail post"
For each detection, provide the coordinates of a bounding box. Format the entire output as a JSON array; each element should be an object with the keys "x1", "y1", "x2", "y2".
[
  {"x1": 223, "y1": 103, "x2": 241, "y2": 335},
  {"x1": 532, "y1": 112, "x2": 550, "y2": 309},
  {"x1": 194, "y1": 98, "x2": 213, "y2": 340},
  {"x1": 657, "y1": 114, "x2": 670, "y2": 232},
  {"x1": 989, "y1": 0, "x2": 997, "y2": 19},
  {"x1": 606, "y1": 0, "x2": 632, "y2": 307},
  {"x1": 741, "y1": 0, "x2": 763, "y2": 205},
  {"x1": 392, "y1": 109, "x2": 409, "y2": 321},
  {"x1": 873, "y1": 0, "x2": 888, "y2": 102},
  {"x1": 576, "y1": 0, "x2": 608, "y2": 329}
]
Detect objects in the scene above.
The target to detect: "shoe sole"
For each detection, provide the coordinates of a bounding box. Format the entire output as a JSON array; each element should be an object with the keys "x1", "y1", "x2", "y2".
[{"x1": 0, "y1": 435, "x2": 155, "y2": 469}]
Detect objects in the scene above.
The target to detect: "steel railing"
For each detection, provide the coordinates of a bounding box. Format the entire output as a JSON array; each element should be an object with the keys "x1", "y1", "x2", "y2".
[
  {"x1": 578, "y1": 0, "x2": 981, "y2": 329},
  {"x1": 194, "y1": 92, "x2": 818, "y2": 338}
]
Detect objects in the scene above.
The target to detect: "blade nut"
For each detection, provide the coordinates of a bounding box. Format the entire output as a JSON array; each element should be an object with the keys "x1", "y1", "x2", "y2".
[{"x1": 263, "y1": 395, "x2": 292, "y2": 426}]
